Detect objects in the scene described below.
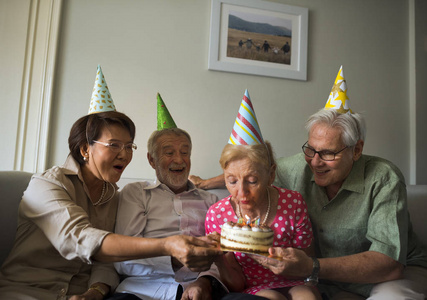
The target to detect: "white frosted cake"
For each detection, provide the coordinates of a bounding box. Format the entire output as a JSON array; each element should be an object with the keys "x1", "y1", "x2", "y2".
[{"x1": 220, "y1": 221, "x2": 274, "y2": 253}]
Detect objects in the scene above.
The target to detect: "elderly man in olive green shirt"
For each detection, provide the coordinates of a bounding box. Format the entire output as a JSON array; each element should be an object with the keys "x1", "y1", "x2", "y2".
[
  {"x1": 255, "y1": 108, "x2": 427, "y2": 299},
  {"x1": 190, "y1": 108, "x2": 427, "y2": 299},
  {"x1": 272, "y1": 152, "x2": 427, "y2": 299}
]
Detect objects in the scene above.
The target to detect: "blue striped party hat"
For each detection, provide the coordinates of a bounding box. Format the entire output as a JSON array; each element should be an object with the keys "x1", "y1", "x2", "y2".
[{"x1": 228, "y1": 89, "x2": 264, "y2": 145}]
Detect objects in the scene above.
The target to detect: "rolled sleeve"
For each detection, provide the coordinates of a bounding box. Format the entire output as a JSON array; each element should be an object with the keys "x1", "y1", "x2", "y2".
[{"x1": 367, "y1": 180, "x2": 408, "y2": 264}]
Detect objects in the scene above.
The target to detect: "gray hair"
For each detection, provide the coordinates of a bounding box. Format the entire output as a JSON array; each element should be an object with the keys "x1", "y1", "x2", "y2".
[
  {"x1": 305, "y1": 109, "x2": 366, "y2": 146},
  {"x1": 147, "y1": 128, "x2": 192, "y2": 160}
]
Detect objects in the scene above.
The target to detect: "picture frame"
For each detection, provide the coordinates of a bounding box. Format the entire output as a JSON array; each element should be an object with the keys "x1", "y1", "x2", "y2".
[{"x1": 208, "y1": 0, "x2": 308, "y2": 81}]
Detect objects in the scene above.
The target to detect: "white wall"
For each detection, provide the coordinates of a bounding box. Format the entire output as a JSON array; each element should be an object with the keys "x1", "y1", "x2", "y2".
[
  {"x1": 0, "y1": 0, "x2": 30, "y2": 170},
  {"x1": 2, "y1": 0, "x2": 427, "y2": 184}
]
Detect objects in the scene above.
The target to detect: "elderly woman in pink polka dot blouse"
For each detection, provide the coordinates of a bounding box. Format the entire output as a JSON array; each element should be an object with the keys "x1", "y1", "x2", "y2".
[{"x1": 205, "y1": 142, "x2": 321, "y2": 300}]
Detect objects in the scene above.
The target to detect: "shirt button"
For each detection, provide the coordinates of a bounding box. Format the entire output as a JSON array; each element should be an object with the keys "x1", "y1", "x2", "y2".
[{"x1": 322, "y1": 206, "x2": 327, "y2": 210}]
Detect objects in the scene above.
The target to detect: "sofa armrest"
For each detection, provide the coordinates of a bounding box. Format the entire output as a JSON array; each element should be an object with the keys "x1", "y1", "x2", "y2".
[
  {"x1": 0, "y1": 171, "x2": 33, "y2": 266},
  {"x1": 407, "y1": 185, "x2": 427, "y2": 247}
]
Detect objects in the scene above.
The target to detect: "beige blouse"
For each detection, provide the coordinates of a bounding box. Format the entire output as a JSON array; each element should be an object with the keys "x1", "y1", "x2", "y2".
[{"x1": 0, "y1": 155, "x2": 119, "y2": 300}]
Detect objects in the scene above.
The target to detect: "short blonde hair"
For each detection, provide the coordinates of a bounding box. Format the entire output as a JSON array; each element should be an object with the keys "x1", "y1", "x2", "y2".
[{"x1": 219, "y1": 141, "x2": 276, "y2": 172}]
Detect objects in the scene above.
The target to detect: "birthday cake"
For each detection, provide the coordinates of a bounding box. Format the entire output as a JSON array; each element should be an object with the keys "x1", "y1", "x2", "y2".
[{"x1": 220, "y1": 221, "x2": 274, "y2": 253}]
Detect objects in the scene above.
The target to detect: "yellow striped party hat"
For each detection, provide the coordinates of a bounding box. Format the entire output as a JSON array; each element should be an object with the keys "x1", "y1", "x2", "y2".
[
  {"x1": 88, "y1": 65, "x2": 116, "y2": 114},
  {"x1": 228, "y1": 89, "x2": 264, "y2": 145},
  {"x1": 324, "y1": 66, "x2": 353, "y2": 114}
]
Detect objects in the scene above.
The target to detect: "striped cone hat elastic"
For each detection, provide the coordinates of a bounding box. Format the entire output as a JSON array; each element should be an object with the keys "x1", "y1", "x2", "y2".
[{"x1": 228, "y1": 89, "x2": 264, "y2": 145}]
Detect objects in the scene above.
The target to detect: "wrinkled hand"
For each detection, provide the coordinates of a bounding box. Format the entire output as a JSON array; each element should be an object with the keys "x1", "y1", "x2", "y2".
[
  {"x1": 205, "y1": 231, "x2": 220, "y2": 245},
  {"x1": 188, "y1": 175, "x2": 204, "y2": 188},
  {"x1": 69, "y1": 289, "x2": 103, "y2": 300},
  {"x1": 250, "y1": 247, "x2": 312, "y2": 278},
  {"x1": 181, "y1": 277, "x2": 212, "y2": 300},
  {"x1": 165, "y1": 235, "x2": 222, "y2": 272}
]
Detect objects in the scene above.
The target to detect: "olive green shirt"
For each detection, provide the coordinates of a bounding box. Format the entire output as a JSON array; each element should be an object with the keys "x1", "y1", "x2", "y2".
[{"x1": 274, "y1": 153, "x2": 427, "y2": 297}]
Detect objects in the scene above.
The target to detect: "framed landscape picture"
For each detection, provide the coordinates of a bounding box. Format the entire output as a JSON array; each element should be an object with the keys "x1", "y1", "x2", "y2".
[{"x1": 208, "y1": 0, "x2": 308, "y2": 81}]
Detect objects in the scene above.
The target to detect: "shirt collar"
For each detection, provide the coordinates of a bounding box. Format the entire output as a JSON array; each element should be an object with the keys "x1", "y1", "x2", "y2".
[
  {"x1": 63, "y1": 154, "x2": 83, "y2": 179},
  {"x1": 62, "y1": 155, "x2": 118, "y2": 190},
  {"x1": 144, "y1": 177, "x2": 199, "y2": 195},
  {"x1": 340, "y1": 154, "x2": 365, "y2": 194}
]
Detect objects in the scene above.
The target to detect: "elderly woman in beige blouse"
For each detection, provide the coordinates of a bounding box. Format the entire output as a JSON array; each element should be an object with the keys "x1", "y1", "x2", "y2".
[{"x1": 0, "y1": 111, "x2": 221, "y2": 300}]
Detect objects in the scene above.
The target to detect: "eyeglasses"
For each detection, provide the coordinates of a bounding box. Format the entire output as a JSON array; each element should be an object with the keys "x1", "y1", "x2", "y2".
[
  {"x1": 92, "y1": 140, "x2": 137, "y2": 153},
  {"x1": 302, "y1": 142, "x2": 348, "y2": 161}
]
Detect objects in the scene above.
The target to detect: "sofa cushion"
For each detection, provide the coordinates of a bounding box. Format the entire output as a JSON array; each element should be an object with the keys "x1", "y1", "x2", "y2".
[{"x1": 0, "y1": 171, "x2": 33, "y2": 266}]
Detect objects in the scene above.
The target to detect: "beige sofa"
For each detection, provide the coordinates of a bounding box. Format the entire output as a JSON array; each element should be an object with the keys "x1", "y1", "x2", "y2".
[{"x1": 1, "y1": 171, "x2": 426, "y2": 270}]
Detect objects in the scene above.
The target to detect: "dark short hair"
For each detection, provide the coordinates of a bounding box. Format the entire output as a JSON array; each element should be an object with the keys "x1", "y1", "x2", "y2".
[{"x1": 68, "y1": 111, "x2": 136, "y2": 165}]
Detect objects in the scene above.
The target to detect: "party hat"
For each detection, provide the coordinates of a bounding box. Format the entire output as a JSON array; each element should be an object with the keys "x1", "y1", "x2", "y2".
[
  {"x1": 324, "y1": 66, "x2": 353, "y2": 114},
  {"x1": 228, "y1": 89, "x2": 264, "y2": 145},
  {"x1": 88, "y1": 65, "x2": 116, "y2": 114},
  {"x1": 157, "y1": 93, "x2": 177, "y2": 130}
]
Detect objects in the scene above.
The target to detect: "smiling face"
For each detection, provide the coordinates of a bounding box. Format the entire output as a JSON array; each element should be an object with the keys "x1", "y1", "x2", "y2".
[
  {"x1": 224, "y1": 157, "x2": 274, "y2": 216},
  {"x1": 148, "y1": 133, "x2": 191, "y2": 194},
  {"x1": 305, "y1": 122, "x2": 361, "y2": 198},
  {"x1": 81, "y1": 124, "x2": 133, "y2": 185}
]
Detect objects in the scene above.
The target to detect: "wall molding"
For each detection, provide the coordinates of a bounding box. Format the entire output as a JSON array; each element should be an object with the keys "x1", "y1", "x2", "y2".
[
  {"x1": 34, "y1": 0, "x2": 63, "y2": 172},
  {"x1": 14, "y1": 0, "x2": 63, "y2": 172},
  {"x1": 15, "y1": 0, "x2": 38, "y2": 171}
]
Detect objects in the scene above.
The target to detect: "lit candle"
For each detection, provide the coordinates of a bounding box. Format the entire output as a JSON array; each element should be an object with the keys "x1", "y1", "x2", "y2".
[
  {"x1": 252, "y1": 216, "x2": 260, "y2": 226},
  {"x1": 245, "y1": 214, "x2": 251, "y2": 225}
]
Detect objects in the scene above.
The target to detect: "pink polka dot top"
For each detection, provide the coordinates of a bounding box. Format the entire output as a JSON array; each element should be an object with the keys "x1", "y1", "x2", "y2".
[{"x1": 205, "y1": 186, "x2": 313, "y2": 294}]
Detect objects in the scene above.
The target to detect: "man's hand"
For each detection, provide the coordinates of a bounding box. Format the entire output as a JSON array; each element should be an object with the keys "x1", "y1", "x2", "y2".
[
  {"x1": 205, "y1": 232, "x2": 220, "y2": 245},
  {"x1": 69, "y1": 289, "x2": 103, "y2": 300},
  {"x1": 250, "y1": 247, "x2": 312, "y2": 278},
  {"x1": 188, "y1": 174, "x2": 225, "y2": 190},
  {"x1": 181, "y1": 277, "x2": 212, "y2": 300},
  {"x1": 69, "y1": 283, "x2": 110, "y2": 300},
  {"x1": 188, "y1": 175, "x2": 205, "y2": 189},
  {"x1": 164, "y1": 235, "x2": 222, "y2": 272}
]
